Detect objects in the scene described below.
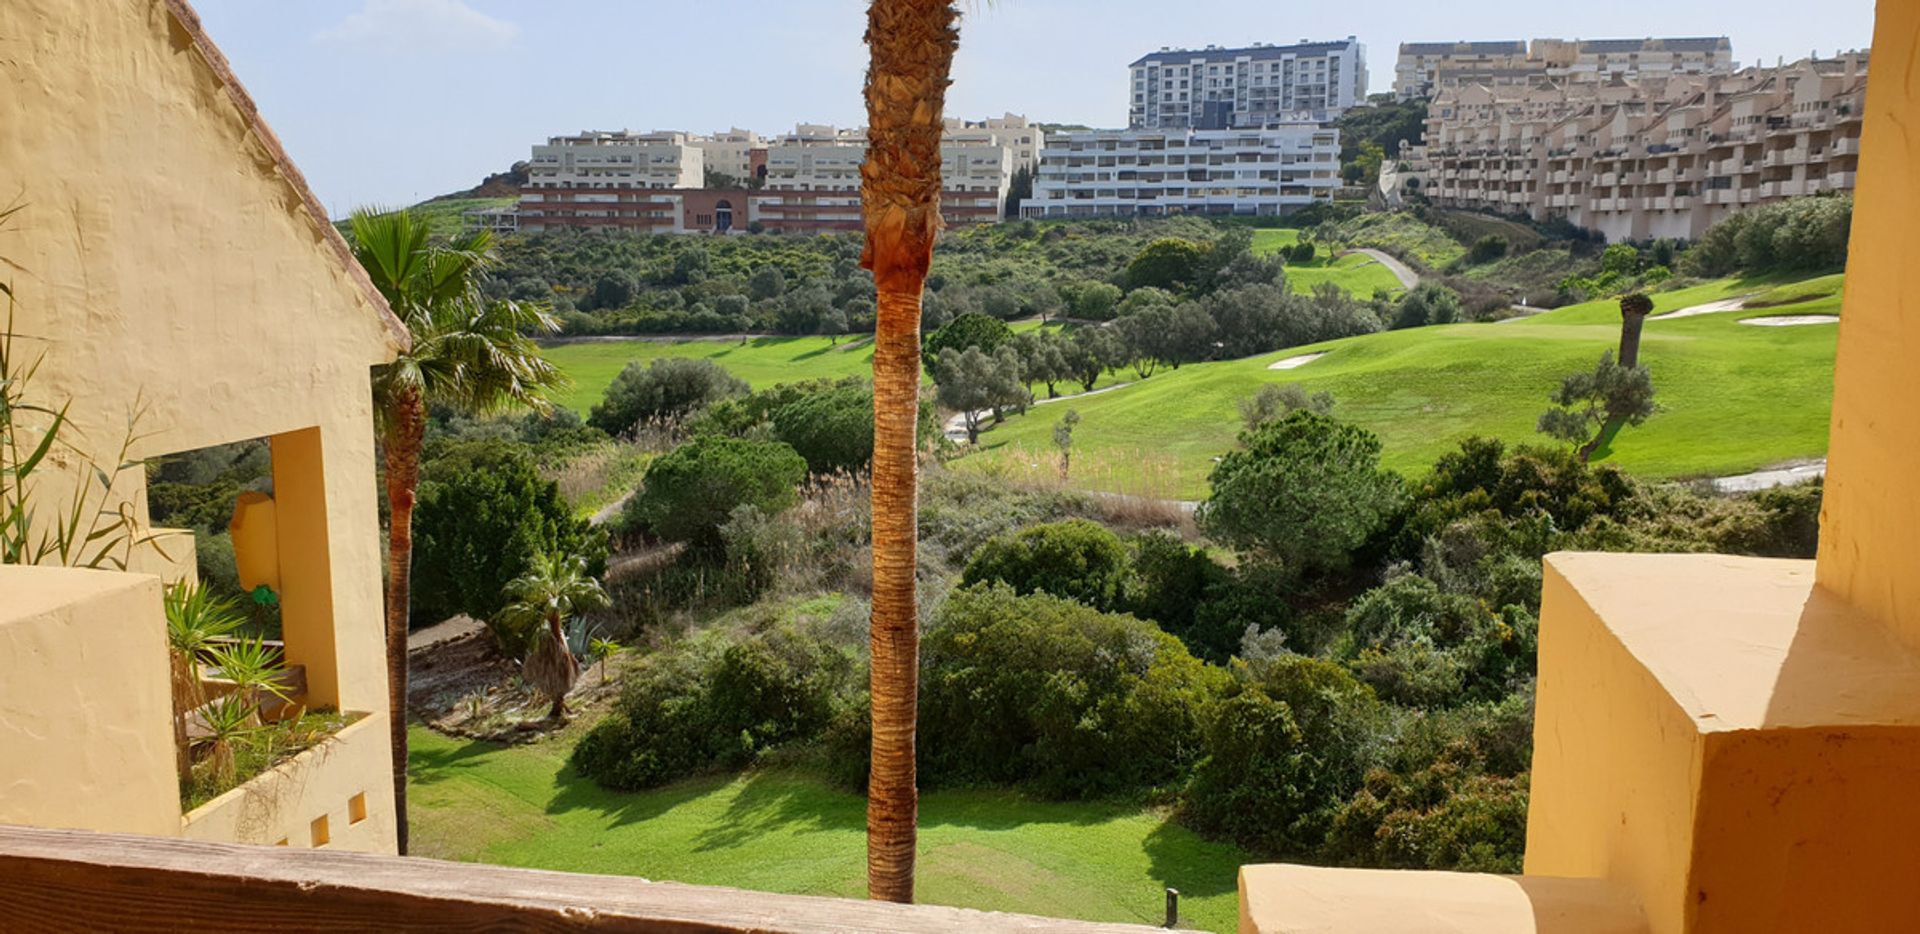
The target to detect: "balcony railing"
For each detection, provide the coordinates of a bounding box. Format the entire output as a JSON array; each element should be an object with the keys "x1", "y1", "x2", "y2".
[{"x1": 0, "y1": 824, "x2": 1181, "y2": 934}]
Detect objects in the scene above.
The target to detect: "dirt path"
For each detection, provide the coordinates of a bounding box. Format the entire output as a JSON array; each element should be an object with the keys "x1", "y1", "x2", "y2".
[
  {"x1": 1711, "y1": 459, "x2": 1826, "y2": 493},
  {"x1": 1341, "y1": 248, "x2": 1420, "y2": 291}
]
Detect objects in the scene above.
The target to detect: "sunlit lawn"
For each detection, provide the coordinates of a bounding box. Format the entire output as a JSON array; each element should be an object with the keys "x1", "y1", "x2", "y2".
[
  {"x1": 956, "y1": 275, "x2": 1840, "y2": 499},
  {"x1": 409, "y1": 726, "x2": 1247, "y2": 932}
]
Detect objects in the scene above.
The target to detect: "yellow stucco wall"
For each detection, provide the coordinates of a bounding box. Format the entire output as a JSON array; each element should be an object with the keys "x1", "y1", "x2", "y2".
[
  {"x1": 1818, "y1": 0, "x2": 1920, "y2": 650},
  {"x1": 0, "y1": 0, "x2": 400, "y2": 853},
  {"x1": 0, "y1": 567, "x2": 181, "y2": 838},
  {"x1": 181, "y1": 715, "x2": 395, "y2": 854}
]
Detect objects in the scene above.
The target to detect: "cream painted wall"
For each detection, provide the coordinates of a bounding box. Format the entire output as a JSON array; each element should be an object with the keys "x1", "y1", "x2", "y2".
[
  {"x1": 0, "y1": 567, "x2": 181, "y2": 838},
  {"x1": 1818, "y1": 0, "x2": 1920, "y2": 651},
  {"x1": 0, "y1": 0, "x2": 399, "y2": 853},
  {"x1": 182, "y1": 716, "x2": 395, "y2": 854}
]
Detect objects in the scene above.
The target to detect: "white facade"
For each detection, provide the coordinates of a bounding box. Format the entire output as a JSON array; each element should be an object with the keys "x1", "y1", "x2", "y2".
[
  {"x1": 1417, "y1": 53, "x2": 1866, "y2": 241},
  {"x1": 944, "y1": 113, "x2": 1042, "y2": 172},
  {"x1": 689, "y1": 128, "x2": 763, "y2": 183},
  {"x1": 1394, "y1": 37, "x2": 1735, "y2": 103},
  {"x1": 1129, "y1": 38, "x2": 1367, "y2": 129},
  {"x1": 1394, "y1": 41, "x2": 1530, "y2": 102},
  {"x1": 525, "y1": 130, "x2": 702, "y2": 190},
  {"x1": 756, "y1": 124, "x2": 1013, "y2": 231},
  {"x1": 1021, "y1": 125, "x2": 1340, "y2": 219}
]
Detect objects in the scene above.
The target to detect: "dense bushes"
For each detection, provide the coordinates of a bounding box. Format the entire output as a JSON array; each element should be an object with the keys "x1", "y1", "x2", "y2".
[
  {"x1": 917, "y1": 584, "x2": 1227, "y2": 797},
  {"x1": 1201, "y1": 412, "x2": 1404, "y2": 572},
  {"x1": 626, "y1": 437, "x2": 807, "y2": 550},
  {"x1": 960, "y1": 519, "x2": 1131, "y2": 612},
  {"x1": 1680, "y1": 195, "x2": 1852, "y2": 277},
  {"x1": 588, "y1": 357, "x2": 749, "y2": 434},
  {"x1": 410, "y1": 440, "x2": 608, "y2": 644},
  {"x1": 769, "y1": 384, "x2": 873, "y2": 474},
  {"x1": 572, "y1": 624, "x2": 857, "y2": 789}
]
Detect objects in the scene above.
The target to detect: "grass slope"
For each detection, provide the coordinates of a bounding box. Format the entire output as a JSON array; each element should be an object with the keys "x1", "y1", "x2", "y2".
[
  {"x1": 544, "y1": 320, "x2": 1058, "y2": 415},
  {"x1": 1250, "y1": 229, "x2": 1404, "y2": 298},
  {"x1": 957, "y1": 276, "x2": 1839, "y2": 499},
  {"x1": 409, "y1": 727, "x2": 1247, "y2": 932}
]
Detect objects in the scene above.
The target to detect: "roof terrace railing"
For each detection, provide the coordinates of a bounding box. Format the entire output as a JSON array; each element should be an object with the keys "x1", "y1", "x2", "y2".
[{"x1": 0, "y1": 824, "x2": 1186, "y2": 934}]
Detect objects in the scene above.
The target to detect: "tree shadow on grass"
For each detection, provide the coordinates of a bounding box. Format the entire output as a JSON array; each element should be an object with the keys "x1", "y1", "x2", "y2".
[
  {"x1": 542, "y1": 759, "x2": 732, "y2": 829},
  {"x1": 1139, "y1": 818, "x2": 1247, "y2": 900},
  {"x1": 690, "y1": 768, "x2": 864, "y2": 853},
  {"x1": 407, "y1": 734, "x2": 503, "y2": 787}
]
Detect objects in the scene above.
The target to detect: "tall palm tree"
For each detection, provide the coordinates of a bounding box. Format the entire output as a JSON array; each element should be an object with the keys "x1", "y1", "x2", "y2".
[
  {"x1": 859, "y1": 0, "x2": 960, "y2": 904},
  {"x1": 495, "y1": 551, "x2": 609, "y2": 720},
  {"x1": 348, "y1": 208, "x2": 564, "y2": 854}
]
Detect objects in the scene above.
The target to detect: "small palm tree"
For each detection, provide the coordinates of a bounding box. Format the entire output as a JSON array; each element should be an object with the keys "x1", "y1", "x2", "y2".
[
  {"x1": 349, "y1": 208, "x2": 565, "y2": 853},
  {"x1": 163, "y1": 582, "x2": 245, "y2": 774},
  {"x1": 494, "y1": 552, "x2": 609, "y2": 720}
]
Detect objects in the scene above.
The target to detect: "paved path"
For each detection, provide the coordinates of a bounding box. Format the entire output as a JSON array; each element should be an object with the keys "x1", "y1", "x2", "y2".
[
  {"x1": 1712, "y1": 459, "x2": 1826, "y2": 493},
  {"x1": 943, "y1": 381, "x2": 1135, "y2": 444},
  {"x1": 590, "y1": 490, "x2": 636, "y2": 525},
  {"x1": 1341, "y1": 248, "x2": 1420, "y2": 291}
]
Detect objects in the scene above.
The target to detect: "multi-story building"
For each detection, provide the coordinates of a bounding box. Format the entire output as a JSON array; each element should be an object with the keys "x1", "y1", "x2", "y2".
[
  {"x1": 1129, "y1": 38, "x2": 1367, "y2": 129},
  {"x1": 518, "y1": 122, "x2": 1013, "y2": 235},
  {"x1": 1020, "y1": 124, "x2": 1341, "y2": 219},
  {"x1": 689, "y1": 128, "x2": 764, "y2": 184},
  {"x1": 1394, "y1": 37, "x2": 1735, "y2": 102},
  {"x1": 1395, "y1": 41, "x2": 1530, "y2": 102},
  {"x1": 1416, "y1": 52, "x2": 1867, "y2": 241},
  {"x1": 757, "y1": 124, "x2": 1012, "y2": 232},
  {"x1": 944, "y1": 113, "x2": 1042, "y2": 172}
]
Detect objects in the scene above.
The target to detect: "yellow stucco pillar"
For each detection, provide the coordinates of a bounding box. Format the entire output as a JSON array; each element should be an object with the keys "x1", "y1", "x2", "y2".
[
  {"x1": 270, "y1": 427, "x2": 344, "y2": 711},
  {"x1": 1816, "y1": 0, "x2": 1920, "y2": 649}
]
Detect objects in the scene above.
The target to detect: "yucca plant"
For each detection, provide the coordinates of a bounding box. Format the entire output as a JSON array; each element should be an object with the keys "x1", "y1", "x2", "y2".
[
  {"x1": 163, "y1": 582, "x2": 245, "y2": 773},
  {"x1": 207, "y1": 636, "x2": 293, "y2": 728},
  {"x1": 588, "y1": 636, "x2": 622, "y2": 686},
  {"x1": 199, "y1": 694, "x2": 257, "y2": 789}
]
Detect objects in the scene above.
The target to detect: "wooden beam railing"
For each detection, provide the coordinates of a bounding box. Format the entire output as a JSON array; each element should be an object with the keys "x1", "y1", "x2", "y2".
[{"x1": 0, "y1": 824, "x2": 1188, "y2": 933}]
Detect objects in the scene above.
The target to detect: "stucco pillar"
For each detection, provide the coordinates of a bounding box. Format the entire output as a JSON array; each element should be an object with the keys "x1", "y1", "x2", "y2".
[{"x1": 1816, "y1": 0, "x2": 1920, "y2": 650}]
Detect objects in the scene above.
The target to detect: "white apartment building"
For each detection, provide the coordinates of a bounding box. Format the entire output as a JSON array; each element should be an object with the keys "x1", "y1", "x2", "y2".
[
  {"x1": 1394, "y1": 41, "x2": 1530, "y2": 102},
  {"x1": 758, "y1": 124, "x2": 1012, "y2": 231},
  {"x1": 523, "y1": 130, "x2": 702, "y2": 190},
  {"x1": 1020, "y1": 125, "x2": 1341, "y2": 219},
  {"x1": 689, "y1": 128, "x2": 764, "y2": 184},
  {"x1": 944, "y1": 113, "x2": 1042, "y2": 172},
  {"x1": 1417, "y1": 53, "x2": 1866, "y2": 241},
  {"x1": 1394, "y1": 37, "x2": 1735, "y2": 102},
  {"x1": 1129, "y1": 38, "x2": 1368, "y2": 129}
]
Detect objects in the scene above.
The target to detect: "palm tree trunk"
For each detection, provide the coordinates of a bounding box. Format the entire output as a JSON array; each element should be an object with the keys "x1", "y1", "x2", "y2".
[
  {"x1": 859, "y1": 0, "x2": 958, "y2": 906},
  {"x1": 382, "y1": 386, "x2": 426, "y2": 856}
]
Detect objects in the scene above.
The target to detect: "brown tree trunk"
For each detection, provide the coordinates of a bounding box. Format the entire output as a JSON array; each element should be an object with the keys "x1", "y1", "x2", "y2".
[
  {"x1": 1618, "y1": 293, "x2": 1653, "y2": 368},
  {"x1": 382, "y1": 386, "x2": 426, "y2": 856},
  {"x1": 859, "y1": 0, "x2": 958, "y2": 906}
]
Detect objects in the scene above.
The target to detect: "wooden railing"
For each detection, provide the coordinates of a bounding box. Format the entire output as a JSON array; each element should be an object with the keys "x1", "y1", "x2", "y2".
[{"x1": 0, "y1": 824, "x2": 1185, "y2": 933}]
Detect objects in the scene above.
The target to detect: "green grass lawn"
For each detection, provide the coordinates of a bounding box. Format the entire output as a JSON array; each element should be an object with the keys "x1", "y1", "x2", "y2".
[
  {"x1": 544, "y1": 320, "x2": 1059, "y2": 415},
  {"x1": 957, "y1": 275, "x2": 1840, "y2": 499},
  {"x1": 1250, "y1": 228, "x2": 1403, "y2": 298},
  {"x1": 409, "y1": 726, "x2": 1248, "y2": 932}
]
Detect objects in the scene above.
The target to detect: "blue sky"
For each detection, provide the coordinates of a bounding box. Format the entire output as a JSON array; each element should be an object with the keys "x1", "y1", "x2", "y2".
[{"x1": 190, "y1": 0, "x2": 1876, "y2": 214}]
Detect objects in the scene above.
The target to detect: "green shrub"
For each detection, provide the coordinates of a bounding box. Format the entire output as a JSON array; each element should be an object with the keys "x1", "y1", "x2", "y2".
[
  {"x1": 1185, "y1": 655, "x2": 1386, "y2": 856},
  {"x1": 919, "y1": 584, "x2": 1227, "y2": 797},
  {"x1": 770, "y1": 384, "x2": 873, "y2": 474},
  {"x1": 411, "y1": 440, "x2": 608, "y2": 644},
  {"x1": 627, "y1": 437, "x2": 807, "y2": 551},
  {"x1": 1127, "y1": 238, "x2": 1209, "y2": 292},
  {"x1": 588, "y1": 357, "x2": 749, "y2": 435},
  {"x1": 923, "y1": 311, "x2": 1013, "y2": 370},
  {"x1": 1126, "y1": 531, "x2": 1234, "y2": 660},
  {"x1": 571, "y1": 625, "x2": 855, "y2": 790},
  {"x1": 960, "y1": 519, "x2": 1132, "y2": 612},
  {"x1": 1341, "y1": 574, "x2": 1536, "y2": 707},
  {"x1": 1200, "y1": 412, "x2": 1404, "y2": 572}
]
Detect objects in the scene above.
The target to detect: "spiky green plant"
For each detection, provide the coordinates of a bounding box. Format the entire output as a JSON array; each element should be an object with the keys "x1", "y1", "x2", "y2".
[
  {"x1": 207, "y1": 636, "x2": 293, "y2": 727},
  {"x1": 495, "y1": 551, "x2": 609, "y2": 719},
  {"x1": 588, "y1": 636, "x2": 621, "y2": 685},
  {"x1": 163, "y1": 582, "x2": 246, "y2": 773},
  {"x1": 199, "y1": 695, "x2": 258, "y2": 789}
]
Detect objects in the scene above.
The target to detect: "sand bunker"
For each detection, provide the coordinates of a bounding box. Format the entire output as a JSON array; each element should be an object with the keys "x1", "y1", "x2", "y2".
[
  {"x1": 1268, "y1": 352, "x2": 1327, "y2": 370},
  {"x1": 1737, "y1": 315, "x2": 1839, "y2": 327}
]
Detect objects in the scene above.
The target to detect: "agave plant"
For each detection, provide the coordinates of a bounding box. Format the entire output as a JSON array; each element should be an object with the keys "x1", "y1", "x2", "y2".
[{"x1": 163, "y1": 582, "x2": 245, "y2": 772}]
